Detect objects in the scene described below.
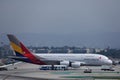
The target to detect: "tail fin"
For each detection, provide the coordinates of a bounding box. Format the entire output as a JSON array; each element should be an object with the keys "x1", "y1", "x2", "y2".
[
  {"x1": 7, "y1": 34, "x2": 24, "y2": 57},
  {"x1": 7, "y1": 34, "x2": 46, "y2": 65}
]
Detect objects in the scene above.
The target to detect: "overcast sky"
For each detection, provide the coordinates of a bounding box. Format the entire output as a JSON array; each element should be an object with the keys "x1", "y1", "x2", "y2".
[{"x1": 0, "y1": 0, "x2": 120, "y2": 48}]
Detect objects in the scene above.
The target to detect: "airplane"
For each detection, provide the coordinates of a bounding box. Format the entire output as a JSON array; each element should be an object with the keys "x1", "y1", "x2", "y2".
[{"x1": 7, "y1": 34, "x2": 112, "y2": 68}]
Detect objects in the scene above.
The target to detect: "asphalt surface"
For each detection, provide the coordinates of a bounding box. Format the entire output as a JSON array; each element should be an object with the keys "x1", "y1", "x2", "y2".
[{"x1": 0, "y1": 62, "x2": 120, "y2": 80}]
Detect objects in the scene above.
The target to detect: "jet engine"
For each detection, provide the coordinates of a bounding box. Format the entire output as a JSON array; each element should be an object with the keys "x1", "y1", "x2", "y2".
[
  {"x1": 60, "y1": 61, "x2": 84, "y2": 68},
  {"x1": 71, "y1": 62, "x2": 81, "y2": 68},
  {"x1": 60, "y1": 61, "x2": 69, "y2": 66}
]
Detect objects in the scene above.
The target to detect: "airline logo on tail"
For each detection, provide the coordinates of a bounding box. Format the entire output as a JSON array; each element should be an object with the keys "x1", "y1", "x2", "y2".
[{"x1": 7, "y1": 34, "x2": 46, "y2": 65}]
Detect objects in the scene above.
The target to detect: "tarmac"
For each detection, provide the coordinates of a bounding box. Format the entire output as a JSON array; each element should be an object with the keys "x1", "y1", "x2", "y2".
[{"x1": 0, "y1": 62, "x2": 120, "y2": 80}]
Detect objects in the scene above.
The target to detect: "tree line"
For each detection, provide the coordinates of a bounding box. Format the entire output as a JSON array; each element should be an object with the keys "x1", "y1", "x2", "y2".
[{"x1": 97, "y1": 49, "x2": 120, "y2": 59}]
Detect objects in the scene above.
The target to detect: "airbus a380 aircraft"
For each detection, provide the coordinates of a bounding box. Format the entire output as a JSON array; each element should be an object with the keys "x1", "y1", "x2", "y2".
[{"x1": 7, "y1": 34, "x2": 112, "y2": 68}]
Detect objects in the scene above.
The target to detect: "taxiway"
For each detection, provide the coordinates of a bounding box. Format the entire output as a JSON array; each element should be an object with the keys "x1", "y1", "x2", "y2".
[{"x1": 0, "y1": 62, "x2": 120, "y2": 80}]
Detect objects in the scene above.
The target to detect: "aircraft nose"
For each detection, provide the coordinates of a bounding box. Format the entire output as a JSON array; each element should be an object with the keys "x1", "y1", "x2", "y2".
[{"x1": 107, "y1": 59, "x2": 112, "y2": 65}]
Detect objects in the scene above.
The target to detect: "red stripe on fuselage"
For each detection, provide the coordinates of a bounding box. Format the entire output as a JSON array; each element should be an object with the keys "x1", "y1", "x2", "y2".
[{"x1": 20, "y1": 42, "x2": 46, "y2": 65}]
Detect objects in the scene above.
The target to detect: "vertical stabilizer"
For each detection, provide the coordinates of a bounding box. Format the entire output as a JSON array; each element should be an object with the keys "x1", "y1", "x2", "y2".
[{"x1": 7, "y1": 34, "x2": 46, "y2": 65}]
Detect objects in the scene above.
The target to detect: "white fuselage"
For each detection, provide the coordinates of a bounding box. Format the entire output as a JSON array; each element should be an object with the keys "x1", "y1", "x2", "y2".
[{"x1": 36, "y1": 53, "x2": 112, "y2": 66}]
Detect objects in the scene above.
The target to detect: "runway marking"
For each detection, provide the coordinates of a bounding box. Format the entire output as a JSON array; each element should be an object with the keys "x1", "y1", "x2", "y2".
[
  {"x1": 3, "y1": 75, "x2": 10, "y2": 80},
  {"x1": 51, "y1": 71, "x2": 120, "y2": 74},
  {"x1": 51, "y1": 71, "x2": 72, "y2": 74},
  {"x1": 62, "y1": 76, "x2": 120, "y2": 79}
]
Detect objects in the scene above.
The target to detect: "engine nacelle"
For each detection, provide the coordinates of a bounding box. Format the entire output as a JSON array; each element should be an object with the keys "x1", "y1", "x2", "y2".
[
  {"x1": 71, "y1": 62, "x2": 81, "y2": 68},
  {"x1": 60, "y1": 61, "x2": 69, "y2": 66}
]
